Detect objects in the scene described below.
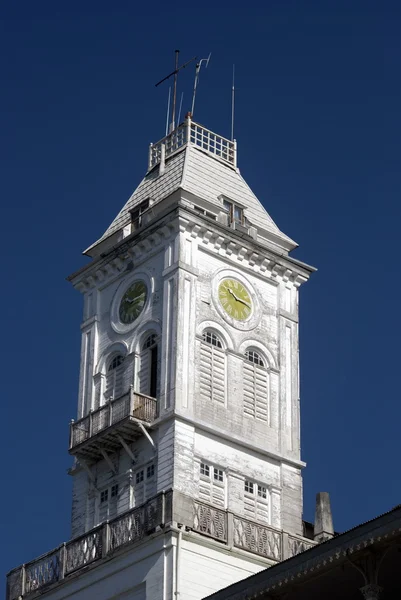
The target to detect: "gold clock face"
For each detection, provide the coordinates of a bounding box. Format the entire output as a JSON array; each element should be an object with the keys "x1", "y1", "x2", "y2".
[
  {"x1": 119, "y1": 281, "x2": 147, "y2": 324},
  {"x1": 218, "y1": 278, "x2": 252, "y2": 321}
]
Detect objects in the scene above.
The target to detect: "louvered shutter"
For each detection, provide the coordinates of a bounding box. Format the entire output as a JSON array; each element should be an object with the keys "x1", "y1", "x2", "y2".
[
  {"x1": 146, "y1": 473, "x2": 156, "y2": 499},
  {"x1": 98, "y1": 496, "x2": 108, "y2": 524},
  {"x1": 138, "y1": 350, "x2": 150, "y2": 395},
  {"x1": 243, "y1": 362, "x2": 268, "y2": 421},
  {"x1": 113, "y1": 363, "x2": 124, "y2": 399},
  {"x1": 244, "y1": 493, "x2": 256, "y2": 519},
  {"x1": 256, "y1": 496, "x2": 270, "y2": 523},
  {"x1": 211, "y1": 479, "x2": 225, "y2": 507},
  {"x1": 199, "y1": 475, "x2": 212, "y2": 504},
  {"x1": 104, "y1": 364, "x2": 125, "y2": 401},
  {"x1": 200, "y1": 343, "x2": 225, "y2": 404}
]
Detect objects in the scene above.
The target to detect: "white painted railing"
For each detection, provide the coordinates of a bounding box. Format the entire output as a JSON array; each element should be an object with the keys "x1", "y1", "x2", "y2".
[{"x1": 148, "y1": 116, "x2": 237, "y2": 170}]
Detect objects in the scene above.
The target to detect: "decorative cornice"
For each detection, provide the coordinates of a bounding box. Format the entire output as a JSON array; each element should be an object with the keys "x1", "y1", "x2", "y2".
[{"x1": 177, "y1": 211, "x2": 314, "y2": 288}]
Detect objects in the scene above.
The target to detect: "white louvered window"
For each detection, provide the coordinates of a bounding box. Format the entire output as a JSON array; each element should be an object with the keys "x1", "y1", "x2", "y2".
[
  {"x1": 200, "y1": 331, "x2": 225, "y2": 404},
  {"x1": 244, "y1": 479, "x2": 270, "y2": 524},
  {"x1": 104, "y1": 354, "x2": 125, "y2": 401},
  {"x1": 199, "y1": 461, "x2": 225, "y2": 507},
  {"x1": 138, "y1": 334, "x2": 158, "y2": 397},
  {"x1": 243, "y1": 349, "x2": 269, "y2": 422}
]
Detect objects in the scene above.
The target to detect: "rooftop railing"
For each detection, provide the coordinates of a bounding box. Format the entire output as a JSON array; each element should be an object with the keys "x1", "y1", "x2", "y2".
[{"x1": 148, "y1": 115, "x2": 237, "y2": 171}]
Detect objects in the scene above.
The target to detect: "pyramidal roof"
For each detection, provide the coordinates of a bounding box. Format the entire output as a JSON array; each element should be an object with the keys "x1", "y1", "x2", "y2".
[{"x1": 85, "y1": 117, "x2": 296, "y2": 256}]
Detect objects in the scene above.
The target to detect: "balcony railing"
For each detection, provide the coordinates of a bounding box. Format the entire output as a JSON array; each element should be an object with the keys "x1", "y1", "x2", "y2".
[
  {"x1": 6, "y1": 491, "x2": 172, "y2": 600},
  {"x1": 192, "y1": 499, "x2": 316, "y2": 562},
  {"x1": 69, "y1": 390, "x2": 157, "y2": 458},
  {"x1": 6, "y1": 492, "x2": 316, "y2": 600},
  {"x1": 148, "y1": 115, "x2": 237, "y2": 170}
]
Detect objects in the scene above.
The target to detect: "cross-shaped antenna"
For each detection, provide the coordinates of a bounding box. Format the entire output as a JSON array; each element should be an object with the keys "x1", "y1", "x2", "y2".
[{"x1": 155, "y1": 50, "x2": 197, "y2": 132}]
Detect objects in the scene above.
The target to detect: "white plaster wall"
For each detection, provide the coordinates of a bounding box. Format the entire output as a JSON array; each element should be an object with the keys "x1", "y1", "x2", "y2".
[
  {"x1": 173, "y1": 236, "x2": 301, "y2": 463},
  {"x1": 179, "y1": 536, "x2": 271, "y2": 600}
]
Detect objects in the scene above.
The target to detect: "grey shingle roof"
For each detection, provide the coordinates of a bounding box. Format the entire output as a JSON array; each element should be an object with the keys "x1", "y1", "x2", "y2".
[{"x1": 85, "y1": 143, "x2": 294, "y2": 254}]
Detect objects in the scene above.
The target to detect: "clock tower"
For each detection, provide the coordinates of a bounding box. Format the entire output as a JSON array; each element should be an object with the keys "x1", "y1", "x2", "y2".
[{"x1": 6, "y1": 115, "x2": 316, "y2": 600}]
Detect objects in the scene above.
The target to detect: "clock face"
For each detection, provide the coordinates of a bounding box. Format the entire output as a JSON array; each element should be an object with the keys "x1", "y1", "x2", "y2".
[
  {"x1": 218, "y1": 278, "x2": 252, "y2": 321},
  {"x1": 119, "y1": 281, "x2": 147, "y2": 324}
]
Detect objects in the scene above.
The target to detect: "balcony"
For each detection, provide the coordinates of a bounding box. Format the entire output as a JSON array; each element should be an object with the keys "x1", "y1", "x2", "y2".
[
  {"x1": 69, "y1": 390, "x2": 157, "y2": 460},
  {"x1": 6, "y1": 491, "x2": 172, "y2": 600},
  {"x1": 6, "y1": 492, "x2": 316, "y2": 600}
]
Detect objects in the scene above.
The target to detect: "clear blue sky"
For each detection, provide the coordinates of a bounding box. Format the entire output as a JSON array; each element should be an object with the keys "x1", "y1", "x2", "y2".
[{"x1": 1, "y1": 0, "x2": 400, "y2": 578}]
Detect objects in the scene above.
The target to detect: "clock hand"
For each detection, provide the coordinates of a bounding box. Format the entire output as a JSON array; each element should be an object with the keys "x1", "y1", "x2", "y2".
[{"x1": 227, "y1": 287, "x2": 251, "y2": 308}]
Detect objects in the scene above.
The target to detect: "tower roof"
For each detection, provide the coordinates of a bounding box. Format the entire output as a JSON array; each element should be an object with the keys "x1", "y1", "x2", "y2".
[{"x1": 85, "y1": 116, "x2": 296, "y2": 256}]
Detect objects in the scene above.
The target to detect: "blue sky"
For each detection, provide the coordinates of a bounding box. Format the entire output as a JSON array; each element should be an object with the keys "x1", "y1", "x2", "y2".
[{"x1": 1, "y1": 0, "x2": 400, "y2": 578}]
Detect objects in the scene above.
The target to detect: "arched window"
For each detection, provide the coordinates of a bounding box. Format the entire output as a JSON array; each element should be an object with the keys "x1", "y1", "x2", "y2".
[
  {"x1": 243, "y1": 348, "x2": 269, "y2": 422},
  {"x1": 200, "y1": 330, "x2": 225, "y2": 404},
  {"x1": 104, "y1": 354, "x2": 125, "y2": 400},
  {"x1": 138, "y1": 334, "x2": 158, "y2": 397},
  {"x1": 202, "y1": 331, "x2": 223, "y2": 348},
  {"x1": 109, "y1": 355, "x2": 124, "y2": 370},
  {"x1": 245, "y1": 350, "x2": 265, "y2": 367}
]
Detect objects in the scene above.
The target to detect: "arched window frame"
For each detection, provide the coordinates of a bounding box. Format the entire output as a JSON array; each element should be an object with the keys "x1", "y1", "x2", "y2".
[
  {"x1": 199, "y1": 328, "x2": 226, "y2": 405},
  {"x1": 104, "y1": 352, "x2": 126, "y2": 402},
  {"x1": 243, "y1": 346, "x2": 269, "y2": 423},
  {"x1": 136, "y1": 331, "x2": 160, "y2": 398}
]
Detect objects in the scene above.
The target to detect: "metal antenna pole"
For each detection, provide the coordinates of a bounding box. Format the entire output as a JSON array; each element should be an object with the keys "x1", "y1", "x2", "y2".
[
  {"x1": 231, "y1": 64, "x2": 235, "y2": 142},
  {"x1": 191, "y1": 53, "x2": 211, "y2": 118},
  {"x1": 155, "y1": 52, "x2": 197, "y2": 132},
  {"x1": 165, "y1": 87, "x2": 171, "y2": 136},
  {"x1": 177, "y1": 92, "x2": 184, "y2": 126},
  {"x1": 171, "y1": 50, "x2": 179, "y2": 131}
]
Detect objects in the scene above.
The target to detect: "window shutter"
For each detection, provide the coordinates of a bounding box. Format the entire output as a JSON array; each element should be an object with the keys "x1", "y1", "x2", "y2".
[
  {"x1": 200, "y1": 343, "x2": 225, "y2": 404},
  {"x1": 146, "y1": 471, "x2": 156, "y2": 499},
  {"x1": 113, "y1": 364, "x2": 124, "y2": 399},
  {"x1": 211, "y1": 480, "x2": 225, "y2": 507},
  {"x1": 138, "y1": 350, "x2": 150, "y2": 395},
  {"x1": 256, "y1": 496, "x2": 269, "y2": 523},
  {"x1": 199, "y1": 475, "x2": 212, "y2": 504},
  {"x1": 122, "y1": 355, "x2": 134, "y2": 394},
  {"x1": 243, "y1": 362, "x2": 268, "y2": 421},
  {"x1": 104, "y1": 372, "x2": 115, "y2": 400}
]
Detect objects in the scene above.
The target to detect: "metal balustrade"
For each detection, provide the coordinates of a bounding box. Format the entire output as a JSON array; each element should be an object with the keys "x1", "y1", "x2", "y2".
[
  {"x1": 6, "y1": 492, "x2": 172, "y2": 600},
  {"x1": 69, "y1": 390, "x2": 157, "y2": 452},
  {"x1": 148, "y1": 116, "x2": 237, "y2": 170}
]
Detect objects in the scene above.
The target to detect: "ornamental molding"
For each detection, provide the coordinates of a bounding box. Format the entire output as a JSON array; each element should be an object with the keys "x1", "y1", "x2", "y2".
[
  {"x1": 71, "y1": 220, "x2": 178, "y2": 293},
  {"x1": 178, "y1": 213, "x2": 311, "y2": 289}
]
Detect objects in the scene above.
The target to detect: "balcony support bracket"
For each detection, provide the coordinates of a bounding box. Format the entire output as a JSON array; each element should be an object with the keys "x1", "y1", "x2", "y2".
[
  {"x1": 79, "y1": 458, "x2": 96, "y2": 487},
  {"x1": 99, "y1": 448, "x2": 117, "y2": 474},
  {"x1": 137, "y1": 422, "x2": 155, "y2": 448},
  {"x1": 117, "y1": 434, "x2": 136, "y2": 461}
]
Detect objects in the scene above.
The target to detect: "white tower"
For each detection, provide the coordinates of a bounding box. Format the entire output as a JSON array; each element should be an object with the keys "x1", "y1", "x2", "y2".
[{"x1": 7, "y1": 116, "x2": 316, "y2": 600}]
